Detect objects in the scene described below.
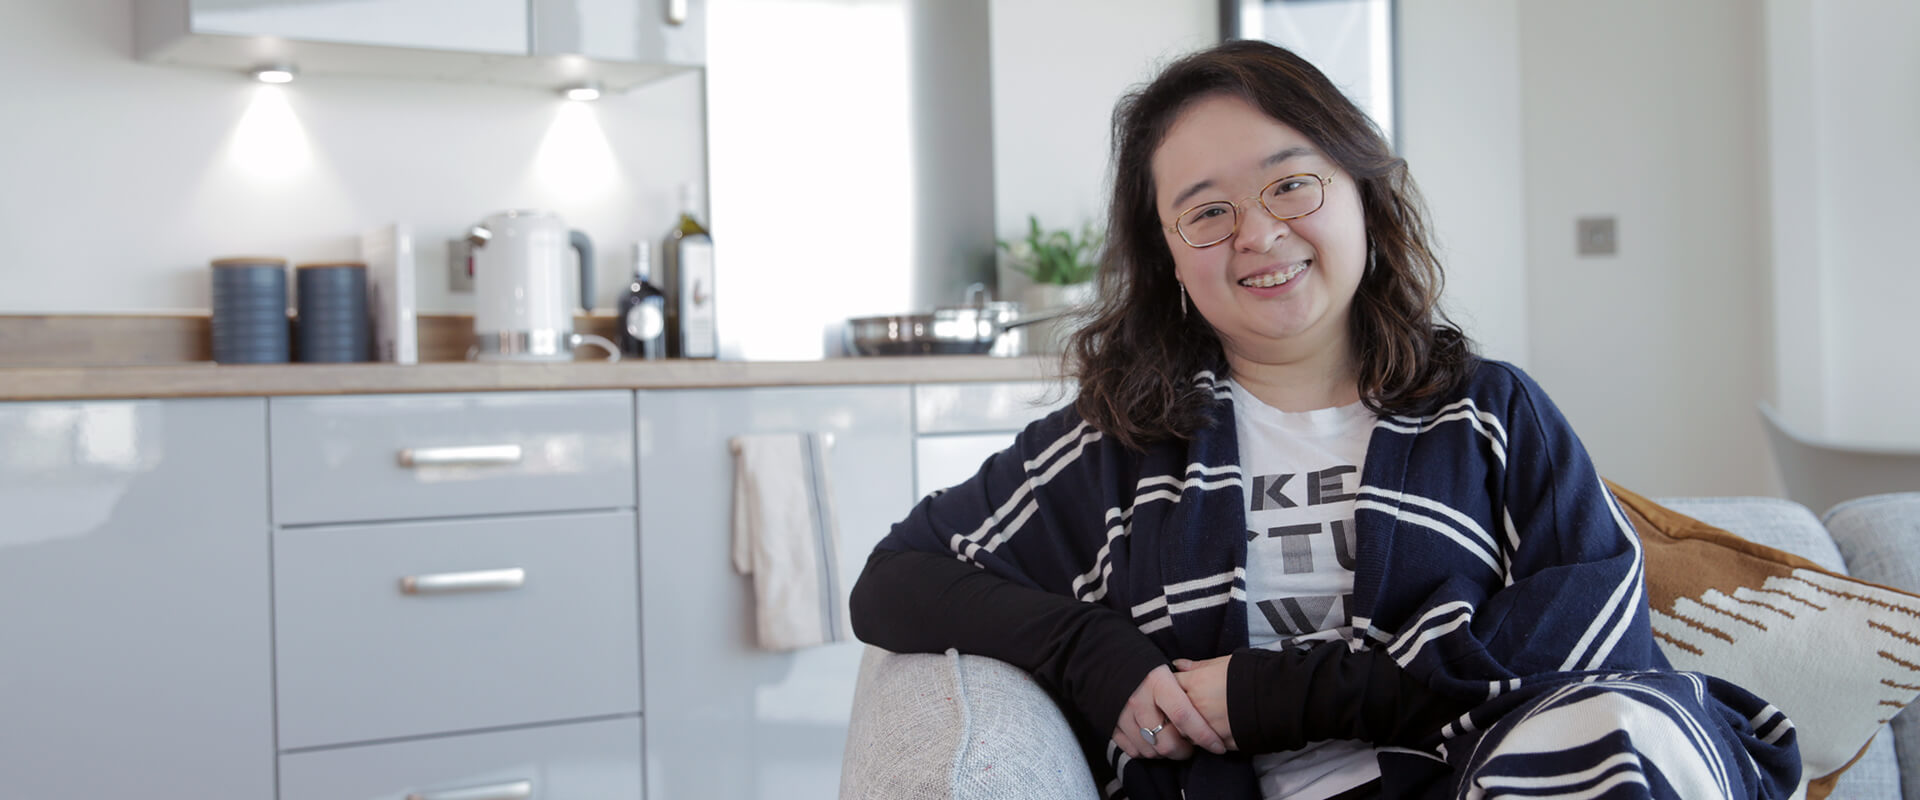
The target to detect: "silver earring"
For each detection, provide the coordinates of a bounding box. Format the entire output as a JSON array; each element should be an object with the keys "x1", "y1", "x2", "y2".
[
  {"x1": 1367, "y1": 238, "x2": 1378, "y2": 276},
  {"x1": 1178, "y1": 282, "x2": 1189, "y2": 318}
]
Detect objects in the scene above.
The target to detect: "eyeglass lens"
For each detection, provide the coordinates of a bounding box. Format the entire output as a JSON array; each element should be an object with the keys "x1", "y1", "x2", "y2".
[{"x1": 1177, "y1": 175, "x2": 1324, "y2": 247}]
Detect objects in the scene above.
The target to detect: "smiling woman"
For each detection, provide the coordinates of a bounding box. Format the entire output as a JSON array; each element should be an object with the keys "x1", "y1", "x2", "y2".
[
  {"x1": 850, "y1": 39, "x2": 1805, "y2": 800},
  {"x1": 1072, "y1": 39, "x2": 1465, "y2": 449}
]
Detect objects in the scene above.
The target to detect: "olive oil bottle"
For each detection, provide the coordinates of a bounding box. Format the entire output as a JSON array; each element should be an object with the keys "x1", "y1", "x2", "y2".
[{"x1": 663, "y1": 184, "x2": 717, "y2": 359}]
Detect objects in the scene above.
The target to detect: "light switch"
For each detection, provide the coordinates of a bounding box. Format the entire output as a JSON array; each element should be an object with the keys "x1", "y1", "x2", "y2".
[
  {"x1": 1577, "y1": 216, "x2": 1617, "y2": 257},
  {"x1": 447, "y1": 238, "x2": 474, "y2": 292}
]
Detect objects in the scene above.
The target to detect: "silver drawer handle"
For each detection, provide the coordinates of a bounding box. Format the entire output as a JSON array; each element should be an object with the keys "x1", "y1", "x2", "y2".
[
  {"x1": 400, "y1": 568, "x2": 526, "y2": 596},
  {"x1": 397, "y1": 444, "x2": 524, "y2": 468},
  {"x1": 406, "y1": 779, "x2": 532, "y2": 800}
]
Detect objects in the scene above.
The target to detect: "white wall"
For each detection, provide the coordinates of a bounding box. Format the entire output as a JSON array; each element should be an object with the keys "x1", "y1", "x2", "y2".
[
  {"x1": 1396, "y1": 0, "x2": 1528, "y2": 368},
  {"x1": 1801, "y1": 2, "x2": 1920, "y2": 445},
  {"x1": 986, "y1": 0, "x2": 1217, "y2": 301},
  {"x1": 1517, "y1": 0, "x2": 1772, "y2": 496},
  {"x1": 1762, "y1": 0, "x2": 1828, "y2": 442},
  {"x1": 0, "y1": 0, "x2": 706, "y2": 315}
]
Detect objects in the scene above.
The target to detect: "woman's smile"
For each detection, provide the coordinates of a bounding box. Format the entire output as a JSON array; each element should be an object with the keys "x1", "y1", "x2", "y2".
[{"x1": 1237, "y1": 259, "x2": 1311, "y2": 291}]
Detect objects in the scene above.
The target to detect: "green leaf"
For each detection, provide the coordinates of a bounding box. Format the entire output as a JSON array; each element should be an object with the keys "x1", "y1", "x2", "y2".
[{"x1": 1001, "y1": 214, "x2": 1105, "y2": 285}]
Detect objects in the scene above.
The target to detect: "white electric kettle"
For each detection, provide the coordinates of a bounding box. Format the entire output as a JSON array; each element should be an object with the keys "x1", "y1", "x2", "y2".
[{"x1": 466, "y1": 209, "x2": 619, "y2": 362}]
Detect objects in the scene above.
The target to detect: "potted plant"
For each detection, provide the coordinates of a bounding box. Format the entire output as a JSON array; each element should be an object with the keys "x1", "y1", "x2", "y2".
[
  {"x1": 999, "y1": 215, "x2": 1102, "y2": 314},
  {"x1": 998, "y1": 215, "x2": 1102, "y2": 353}
]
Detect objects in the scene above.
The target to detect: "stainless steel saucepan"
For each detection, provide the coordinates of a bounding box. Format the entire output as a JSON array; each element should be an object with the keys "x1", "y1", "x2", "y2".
[{"x1": 845, "y1": 286, "x2": 1064, "y2": 356}]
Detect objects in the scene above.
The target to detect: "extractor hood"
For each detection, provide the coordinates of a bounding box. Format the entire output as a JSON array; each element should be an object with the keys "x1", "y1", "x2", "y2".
[{"x1": 134, "y1": 0, "x2": 705, "y2": 94}]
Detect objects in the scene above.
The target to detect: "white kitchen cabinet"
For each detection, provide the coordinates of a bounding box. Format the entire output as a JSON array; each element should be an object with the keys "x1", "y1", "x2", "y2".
[
  {"x1": 912, "y1": 380, "x2": 1065, "y2": 435},
  {"x1": 636, "y1": 385, "x2": 914, "y2": 800},
  {"x1": 179, "y1": 0, "x2": 531, "y2": 56},
  {"x1": 267, "y1": 391, "x2": 644, "y2": 791},
  {"x1": 280, "y1": 716, "x2": 643, "y2": 800},
  {"x1": 269, "y1": 391, "x2": 635, "y2": 525},
  {"x1": 136, "y1": 0, "x2": 704, "y2": 92},
  {"x1": 274, "y1": 511, "x2": 641, "y2": 749},
  {"x1": 0, "y1": 375, "x2": 1037, "y2": 800},
  {"x1": 911, "y1": 380, "x2": 1072, "y2": 498},
  {"x1": 533, "y1": 0, "x2": 705, "y2": 66},
  {"x1": 0, "y1": 399, "x2": 275, "y2": 800}
]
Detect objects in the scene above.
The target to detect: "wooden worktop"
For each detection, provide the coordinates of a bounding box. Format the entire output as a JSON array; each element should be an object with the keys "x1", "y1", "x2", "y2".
[
  {"x1": 0, "y1": 355, "x2": 1064, "y2": 402},
  {"x1": 0, "y1": 312, "x2": 1066, "y2": 401}
]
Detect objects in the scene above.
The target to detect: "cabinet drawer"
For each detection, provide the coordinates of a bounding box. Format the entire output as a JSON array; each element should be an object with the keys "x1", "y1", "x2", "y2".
[
  {"x1": 280, "y1": 716, "x2": 642, "y2": 800},
  {"x1": 270, "y1": 391, "x2": 635, "y2": 525},
  {"x1": 274, "y1": 512, "x2": 640, "y2": 749},
  {"x1": 912, "y1": 381, "x2": 1069, "y2": 434}
]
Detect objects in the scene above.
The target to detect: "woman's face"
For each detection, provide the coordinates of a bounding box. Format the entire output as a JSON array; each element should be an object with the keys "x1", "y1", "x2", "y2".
[{"x1": 1150, "y1": 93, "x2": 1367, "y2": 368}]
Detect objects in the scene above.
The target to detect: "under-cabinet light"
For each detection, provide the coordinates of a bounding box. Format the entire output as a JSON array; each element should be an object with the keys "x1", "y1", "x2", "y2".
[{"x1": 250, "y1": 64, "x2": 297, "y2": 84}]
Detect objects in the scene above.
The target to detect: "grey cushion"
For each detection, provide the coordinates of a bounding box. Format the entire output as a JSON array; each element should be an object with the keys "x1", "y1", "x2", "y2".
[
  {"x1": 1656, "y1": 496, "x2": 1849, "y2": 572},
  {"x1": 840, "y1": 647, "x2": 1098, "y2": 800},
  {"x1": 1825, "y1": 493, "x2": 1920, "y2": 800},
  {"x1": 1838, "y1": 733, "x2": 1907, "y2": 800}
]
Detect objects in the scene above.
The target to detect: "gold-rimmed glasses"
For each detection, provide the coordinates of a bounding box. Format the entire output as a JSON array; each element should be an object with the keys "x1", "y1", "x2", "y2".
[{"x1": 1162, "y1": 173, "x2": 1334, "y2": 248}]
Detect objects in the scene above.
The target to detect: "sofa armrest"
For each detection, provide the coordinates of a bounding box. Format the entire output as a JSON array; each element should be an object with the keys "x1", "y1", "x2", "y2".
[
  {"x1": 840, "y1": 647, "x2": 1099, "y2": 800},
  {"x1": 1823, "y1": 493, "x2": 1920, "y2": 592},
  {"x1": 1824, "y1": 493, "x2": 1920, "y2": 800}
]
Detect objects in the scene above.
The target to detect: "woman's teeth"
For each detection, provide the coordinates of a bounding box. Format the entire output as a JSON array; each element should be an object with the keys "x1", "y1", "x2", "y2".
[{"x1": 1239, "y1": 261, "x2": 1310, "y2": 288}]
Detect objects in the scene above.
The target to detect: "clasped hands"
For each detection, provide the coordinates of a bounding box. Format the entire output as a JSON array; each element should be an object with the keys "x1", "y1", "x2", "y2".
[{"x1": 1112, "y1": 655, "x2": 1235, "y2": 760}]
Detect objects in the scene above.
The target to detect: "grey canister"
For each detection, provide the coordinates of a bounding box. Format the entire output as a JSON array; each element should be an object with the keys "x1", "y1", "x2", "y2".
[
  {"x1": 294, "y1": 261, "x2": 371, "y2": 363},
  {"x1": 209, "y1": 257, "x2": 290, "y2": 364}
]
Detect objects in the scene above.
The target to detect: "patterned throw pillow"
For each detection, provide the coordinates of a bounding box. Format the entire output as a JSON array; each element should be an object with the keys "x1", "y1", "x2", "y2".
[{"x1": 1611, "y1": 482, "x2": 1920, "y2": 799}]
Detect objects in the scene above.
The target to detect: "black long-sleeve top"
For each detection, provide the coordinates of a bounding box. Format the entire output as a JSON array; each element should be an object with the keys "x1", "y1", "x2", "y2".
[{"x1": 850, "y1": 548, "x2": 1467, "y2": 754}]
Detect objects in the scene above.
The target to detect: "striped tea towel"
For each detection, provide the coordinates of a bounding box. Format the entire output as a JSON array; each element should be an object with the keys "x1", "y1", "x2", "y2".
[{"x1": 729, "y1": 432, "x2": 851, "y2": 651}]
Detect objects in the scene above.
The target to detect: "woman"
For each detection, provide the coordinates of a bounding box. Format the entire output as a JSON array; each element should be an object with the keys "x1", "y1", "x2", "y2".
[{"x1": 850, "y1": 40, "x2": 1799, "y2": 800}]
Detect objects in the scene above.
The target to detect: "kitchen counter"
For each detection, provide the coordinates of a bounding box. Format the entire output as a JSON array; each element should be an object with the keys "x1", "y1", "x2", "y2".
[{"x1": 0, "y1": 356, "x2": 1065, "y2": 402}]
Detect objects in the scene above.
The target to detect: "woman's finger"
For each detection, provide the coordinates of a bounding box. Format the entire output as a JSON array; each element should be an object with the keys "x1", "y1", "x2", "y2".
[
  {"x1": 1115, "y1": 705, "x2": 1158, "y2": 759},
  {"x1": 1153, "y1": 677, "x2": 1227, "y2": 755},
  {"x1": 1136, "y1": 668, "x2": 1213, "y2": 758},
  {"x1": 1136, "y1": 717, "x2": 1190, "y2": 759},
  {"x1": 1158, "y1": 724, "x2": 1195, "y2": 759}
]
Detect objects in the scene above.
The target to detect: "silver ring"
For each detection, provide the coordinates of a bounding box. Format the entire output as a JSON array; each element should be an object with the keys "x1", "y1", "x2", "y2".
[{"x1": 1140, "y1": 723, "x2": 1164, "y2": 746}]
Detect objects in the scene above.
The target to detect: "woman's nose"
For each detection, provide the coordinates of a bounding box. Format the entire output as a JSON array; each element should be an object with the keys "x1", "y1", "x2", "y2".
[{"x1": 1233, "y1": 207, "x2": 1290, "y2": 253}]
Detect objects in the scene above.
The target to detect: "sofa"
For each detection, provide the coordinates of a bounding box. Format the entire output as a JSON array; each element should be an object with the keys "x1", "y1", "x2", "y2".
[{"x1": 839, "y1": 492, "x2": 1920, "y2": 800}]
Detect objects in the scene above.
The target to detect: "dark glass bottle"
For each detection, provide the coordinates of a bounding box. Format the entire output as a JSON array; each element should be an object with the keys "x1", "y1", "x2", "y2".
[{"x1": 617, "y1": 242, "x2": 668, "y2": 359}]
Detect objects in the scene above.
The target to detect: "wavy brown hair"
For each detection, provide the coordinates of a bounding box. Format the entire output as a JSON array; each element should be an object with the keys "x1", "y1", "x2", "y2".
[{"x1": 1068, "y1": 40, "x2": 1475, "y2": 450}]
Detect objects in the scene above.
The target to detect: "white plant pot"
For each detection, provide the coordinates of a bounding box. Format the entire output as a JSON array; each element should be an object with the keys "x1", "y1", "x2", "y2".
[
  {"x1": 1019, "y1": 282, "x2": 1096, "y2": 354},
  {"x1": 1020, "y1": 282, "x2": 1097, "y2": 313}
]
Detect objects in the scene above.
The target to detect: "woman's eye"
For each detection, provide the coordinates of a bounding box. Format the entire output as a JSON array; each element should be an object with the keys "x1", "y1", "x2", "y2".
[
  {"x1": 1196, "y1": 205, "x2": 1230, "y2": 220},
  {"x1": 1272, "y1": 179, "x2": 1308, "y2": 195}
]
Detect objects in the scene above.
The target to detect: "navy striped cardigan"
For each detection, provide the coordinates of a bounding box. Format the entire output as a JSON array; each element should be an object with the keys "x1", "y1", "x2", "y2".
[{"x1": 875, "y1": 359, "x2": 1799, "y2": 798}]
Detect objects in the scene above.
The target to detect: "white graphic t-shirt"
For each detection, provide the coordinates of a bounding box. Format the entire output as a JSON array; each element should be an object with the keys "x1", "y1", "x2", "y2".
[{"x1": 1228, "y1": 378, "x2": 1381, "y2": 800}]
